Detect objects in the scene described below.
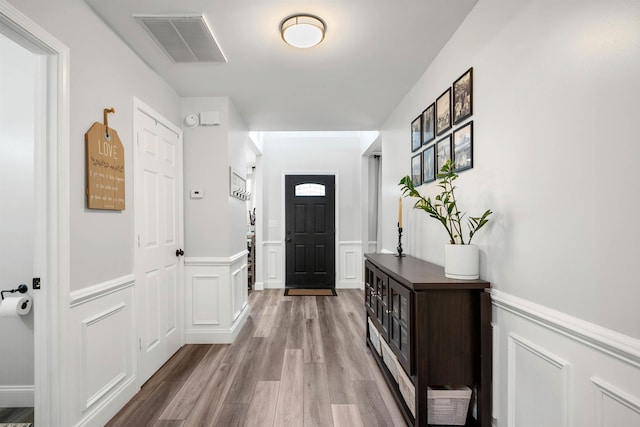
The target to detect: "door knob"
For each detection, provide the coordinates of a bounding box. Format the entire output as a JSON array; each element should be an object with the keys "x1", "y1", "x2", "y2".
[
  {"x1": 176, "y1": 249, "x2": 184, "y2": 257},
  {"x1": 286, "y1": 238, "x2": 292, "y2": 242}
]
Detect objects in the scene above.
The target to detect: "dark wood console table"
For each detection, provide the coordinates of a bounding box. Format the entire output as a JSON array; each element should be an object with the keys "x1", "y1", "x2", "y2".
[{"x1": 364, "y1": 253, "x2": 492, "y2": 427}]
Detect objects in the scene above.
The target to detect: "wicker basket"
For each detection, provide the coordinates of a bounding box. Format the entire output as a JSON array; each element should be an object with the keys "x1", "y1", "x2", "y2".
[
  {"x1": 427, "y1": 385, "x2": 472, "y2": 425},
  {"x1": 380, "y1": 338, "x2": 399, "y2": 382},
  {"x1": 397, "y1": 364, "x2": 416, "y2": 417},
  {"x1": 367, "y1": 318, "x2": 382, "y2": 356}
]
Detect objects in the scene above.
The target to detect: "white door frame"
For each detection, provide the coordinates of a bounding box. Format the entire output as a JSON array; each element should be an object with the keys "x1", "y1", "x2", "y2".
[
  {"x1": 0, "y1": 1, "x2": 70, "y2": 425},
  {"x1": 132, "y1": 97, "x2": 185, "y2": 387}
]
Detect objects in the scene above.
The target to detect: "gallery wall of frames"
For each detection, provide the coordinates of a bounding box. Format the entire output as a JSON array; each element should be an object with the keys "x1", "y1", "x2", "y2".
[{"x1": 410, "y1": 67, "x2": 473, "y2": 185}]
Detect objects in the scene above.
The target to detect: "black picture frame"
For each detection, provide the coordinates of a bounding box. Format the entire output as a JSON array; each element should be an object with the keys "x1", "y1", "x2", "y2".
[
  {"x1": 436, "y1": 88, "x2": 451, "y2": 136},
  {"x1": 411, "y1": 115, "x2": 422, "y2": 152},
  {"x1": 422, "y1": 144, "x2": 436, "y2": 184},
  {"x1": 453, "y1": 67, "x2": 473, "y2": 125},
  {"x1": 422, "y1": 103, "x2": 435, "y2": 145},
  {"x1": 436, "y1": 135, "x2": 452, "y2": 173},
  {"x1": 411, "y1": 153, "x2": 422, "y2": 186},
  {"x1": 453, "y1": 121, "x2": 473, "y2": 172}
]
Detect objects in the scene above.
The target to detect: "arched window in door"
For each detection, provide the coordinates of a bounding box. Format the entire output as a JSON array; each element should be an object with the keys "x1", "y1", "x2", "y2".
[{"x1": 294, "y1": 182, "x2": 326, "y2": 197}]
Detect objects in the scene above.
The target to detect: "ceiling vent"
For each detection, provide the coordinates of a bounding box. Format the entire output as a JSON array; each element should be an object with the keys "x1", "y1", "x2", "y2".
[{"x1": 133, "y1": 14, "x2": 227, "y2": 63}]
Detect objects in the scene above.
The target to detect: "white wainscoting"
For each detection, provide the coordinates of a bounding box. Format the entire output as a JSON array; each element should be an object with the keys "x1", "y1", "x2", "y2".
[
  {"x1": 591, "y1": 377, "x2": 640, "y2": 426},
  {"x1": 68, "y1": 275, "x2": 137, "y2": 427},
  {"x1": 184, "y1": 251, "x2": 249, "y2": 344},
  {"x1": 492, "y1": 289, "x2": 640, "y2": 427},
  {"x1": 263, "y1": 241, "x2": 283, "y2": 288},
  {"x1": 507, "y1": 334, "x2": 571, "y2": 427},
  {"x1": 338, "y1": 241, "x2": 363, "y2": 289},
  {"x1": 262, "y1": 240, "x2": 362, "y2": 289}
]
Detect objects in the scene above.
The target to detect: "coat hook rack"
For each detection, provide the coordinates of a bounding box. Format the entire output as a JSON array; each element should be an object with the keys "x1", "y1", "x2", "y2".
[{"x1": 103, "y1": 107, "x2": 115, "y2": 138}]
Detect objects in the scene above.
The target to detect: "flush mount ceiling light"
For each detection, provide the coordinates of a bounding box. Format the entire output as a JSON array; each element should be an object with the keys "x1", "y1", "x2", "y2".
[{"x1": 280, "y1": 14, "x2": 326, "y2": 48}]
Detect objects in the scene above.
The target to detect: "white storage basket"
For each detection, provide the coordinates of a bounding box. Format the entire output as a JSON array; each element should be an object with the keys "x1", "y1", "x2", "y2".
[
  {"x1": 397, "y1": 364, "x2": 416, "y2": 417},
  {"x1": 367, "y1": 317, "x2": 382, "y2": 356},
  {"x1": 427, "y1": 385, "x2": 472, "y2": 425},
  {"x1": 380, "y1": 338, "x2": 399, "y2": 383}
]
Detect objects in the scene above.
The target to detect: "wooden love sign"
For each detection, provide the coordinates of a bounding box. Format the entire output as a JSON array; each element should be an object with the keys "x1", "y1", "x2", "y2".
[{"x1": 85, "y1": 117, "x2": 125, "y2": 210}]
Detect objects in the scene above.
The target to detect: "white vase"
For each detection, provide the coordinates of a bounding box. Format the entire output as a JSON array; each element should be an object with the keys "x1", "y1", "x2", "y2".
[{"x1": 444, "y1": 244, "x2": 480, "y2": 280}]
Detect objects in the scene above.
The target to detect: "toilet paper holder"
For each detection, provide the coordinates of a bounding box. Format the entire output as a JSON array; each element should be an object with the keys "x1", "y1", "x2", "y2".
[{"x1": 1, "y1": 284, "x2": 28, "y2": 300}]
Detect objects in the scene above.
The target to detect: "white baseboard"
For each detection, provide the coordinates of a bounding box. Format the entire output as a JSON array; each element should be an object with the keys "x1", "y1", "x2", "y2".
[
  {"x1": 264, "y1": 281, "x2": 284, "y2": 289},
  {"x1": 336, "y1": 282, "x2": 364, "y2": 289},
  {"x1": 73, "y1": 377, "x2": 137, "y2": 427},
  {"x1": 0, "y1": 385, "x2": 34, "y2": 407}
]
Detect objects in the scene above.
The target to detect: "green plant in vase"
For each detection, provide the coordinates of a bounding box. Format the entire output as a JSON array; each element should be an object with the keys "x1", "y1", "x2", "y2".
[
  {"x1": 399, "y1": 159, "x2": 493, "y2": 278},
  {"x1": 399, "y1": 159, "x2": 492, "y2": 244}
]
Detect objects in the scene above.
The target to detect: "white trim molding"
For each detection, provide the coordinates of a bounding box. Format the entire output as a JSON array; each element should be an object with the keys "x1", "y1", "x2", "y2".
[
  {"x1": 69, "y1": 274, "x2": 135, "y2": 308},
  {"x1": 0, "y1": 385, "x2": 34, "y2": 407},
  {"x1": 184, "y1": 250, "x2": 249, "y2": 267},
  {"x1": 492, "y1": 289, "x2": 640, "y2": 368},
  {"x1": 591, "y1": 377, "x2": 640, "y2": 427}
]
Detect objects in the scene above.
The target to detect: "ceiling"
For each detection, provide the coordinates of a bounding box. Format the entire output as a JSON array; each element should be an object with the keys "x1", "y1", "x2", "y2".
[{"x1": 86, "y1": 0, "x2": 478, "y2": 132}]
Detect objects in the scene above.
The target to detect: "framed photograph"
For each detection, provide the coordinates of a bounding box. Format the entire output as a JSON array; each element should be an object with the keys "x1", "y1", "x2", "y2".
[
  {"x1": 453, "y1": 67, "x2": 473, "y2": 124},
  {"x1": 436, "y1": 88, "x2": 451, "y2": 136},
  {"x1": 422, "y1": 144, "x2": 436, "y2": 184},
  {"x1": 453, "y1": 121, "x2": 473, "y2": 172},
  {"x1": 422, "y1": 103, "x2": 435, "y2": 145},
  {"x1": 436, "y1": 135, "x2": 451, "y2": 173},
  {"x1": 411, "y1": 115, "x2": 422, "y2": 152},
  {"x1": 411, "y1": 153, "x2": 422, "y2": 186}
]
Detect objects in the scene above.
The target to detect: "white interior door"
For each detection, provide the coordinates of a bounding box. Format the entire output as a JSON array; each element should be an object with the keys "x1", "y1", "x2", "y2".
[{"x1": 134, "y1": 103, "x2": 183, "y2": 385}]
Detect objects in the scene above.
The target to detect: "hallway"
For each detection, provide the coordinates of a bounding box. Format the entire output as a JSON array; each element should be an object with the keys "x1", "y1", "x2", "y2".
[{"x1": 106, "y1": 290, "x2": 405, "y2": 426}]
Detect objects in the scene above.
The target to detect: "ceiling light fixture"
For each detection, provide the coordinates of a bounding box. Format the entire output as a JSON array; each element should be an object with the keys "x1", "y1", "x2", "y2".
[{"x1": 280, "y1": 14, "x2": 326, "y2": 48}]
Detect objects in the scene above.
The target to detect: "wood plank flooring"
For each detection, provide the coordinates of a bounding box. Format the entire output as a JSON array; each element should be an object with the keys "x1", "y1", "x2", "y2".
[
  {"x1": 106, "y1": 289, "x2": 406, "y2": 427},
  {"x1": 0, "y1": 407, "x2": 34, "y2": 423}
]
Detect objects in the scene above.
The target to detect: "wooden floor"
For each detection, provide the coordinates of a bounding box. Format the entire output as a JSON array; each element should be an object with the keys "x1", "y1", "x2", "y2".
[
  {"x1": 0, "y1": 407, "x2": 34, "y2": 423},
  {"x1": 107, "y1": 289, "x2": 406, "y2": 427}
]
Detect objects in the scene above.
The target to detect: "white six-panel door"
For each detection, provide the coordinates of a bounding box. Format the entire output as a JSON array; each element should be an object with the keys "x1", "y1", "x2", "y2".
[{"x1": 134, "y1": 102, "x2": 183, "y2": 385}]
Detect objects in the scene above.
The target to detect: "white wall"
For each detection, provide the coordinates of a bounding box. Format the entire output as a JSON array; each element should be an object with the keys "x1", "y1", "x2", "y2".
[
  {"x1": 380, "y1": 0, "x2": 640, "y2": 424},
  {"x1": 259, "y1": 132, "x2": 365, "y2": 288},
  {"x1": 182, "y1": 97, "x2": 231, "y2": 257},
  {"x1": 382, "y1": 0, "x2": 640, "y2": 340},
  {"x1": 228, "y1": 101, "x2": 251, "y2": 256},
  {"x1": 0, "y1": 33, "x2": 36, "y2": 406},
  {"x1": 182, "y1": 97, "x2": 250, "y2": 258},
  {"x1": 8, "y1": 0, "x2": 182, "y2": 293}
]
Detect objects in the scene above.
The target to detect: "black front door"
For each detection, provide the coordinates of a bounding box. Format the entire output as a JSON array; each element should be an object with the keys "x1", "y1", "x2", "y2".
[{"x1": 285, "y1": 175, "x2": 335, "y2": 288}]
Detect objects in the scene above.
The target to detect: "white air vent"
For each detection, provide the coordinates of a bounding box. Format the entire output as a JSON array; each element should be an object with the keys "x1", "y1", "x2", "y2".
[{"x1": 134, "y1": 14, "x2": 227, "y2": 63}]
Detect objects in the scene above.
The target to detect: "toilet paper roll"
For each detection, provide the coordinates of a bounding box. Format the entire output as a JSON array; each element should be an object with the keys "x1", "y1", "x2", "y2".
[{"x1": 0, "y1": 296, "x2": 32, "y2": 317}]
